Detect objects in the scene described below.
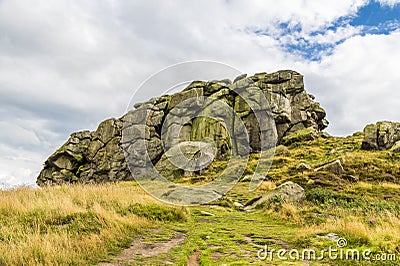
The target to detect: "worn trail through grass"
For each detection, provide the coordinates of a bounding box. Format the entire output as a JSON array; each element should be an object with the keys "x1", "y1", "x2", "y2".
[{"x1": 99, "y1": 206, "x2": 301, "y2": 265}]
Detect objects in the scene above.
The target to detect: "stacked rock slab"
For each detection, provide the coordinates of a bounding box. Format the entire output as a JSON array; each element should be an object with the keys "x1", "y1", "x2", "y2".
[
  {"x1": 362, "y1": 121, "x2": 400, "y2": 150},
  {"x1": 36, "y1": 70, "x2": 328, "y2": 186}
]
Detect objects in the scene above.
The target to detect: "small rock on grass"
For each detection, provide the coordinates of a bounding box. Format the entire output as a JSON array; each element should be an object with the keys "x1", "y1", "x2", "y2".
[
  {"x1": 297, "y1": 163, "x2": 311, "y2": 171},
  {"x1": 317, "y1": 233, "x2": 340, "y2": 242},
  {"x1": 342, "y1": 174, "x2": 359, "y2": 182},
  {"x1": 315, "y1": 160, "x2": 344, "y2": 175},
  {"x1": 200, "y1": 211, "x2": 215, "y2": 216},
  {"x1": 233, "y1": 202, "x2": 244, "y2": 208},
  {"x1": 250, "y1": 181, "x2": 305, "y2": 209}
]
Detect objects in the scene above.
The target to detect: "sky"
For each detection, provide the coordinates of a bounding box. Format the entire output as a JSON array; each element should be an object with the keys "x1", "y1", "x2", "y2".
[{"x1": 0, "y1": 0, "x2": 400, "y2": 187}]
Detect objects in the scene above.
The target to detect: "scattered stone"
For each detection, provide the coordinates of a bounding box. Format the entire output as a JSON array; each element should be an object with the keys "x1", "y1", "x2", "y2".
[
  {"x1": 315, "y1": 160, "x2": 344, "y2": 175},
  {"x1": 297, "y1": 163, "x2": 311, "y2": 172},
  {"x1": 342, "y1": 174, "x2": 359, "y2": 182},
  {"x1": 383, "y1": 194, "x2": 393, "y2": 200},
  {"x1": 233, "y1": 202, "x2": 244, "y2": 208},
  {"x1": 200, "y1": 211, "x2": 215, "y2": 217},
  {"x1": 317, "y1": 233, "x2": 340, "y2": 242},
  {"x1": 251, "y1": 181, "x2": 305, "y2": 208}
]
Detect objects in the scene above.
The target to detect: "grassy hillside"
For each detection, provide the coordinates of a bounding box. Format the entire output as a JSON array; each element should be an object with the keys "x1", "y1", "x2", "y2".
[
  {"x1": 0, "y1": 183, "x2": 188, "y2": 265},
  {"x1": 1, "y1": 133, "x2": 400, "y2": 265}
]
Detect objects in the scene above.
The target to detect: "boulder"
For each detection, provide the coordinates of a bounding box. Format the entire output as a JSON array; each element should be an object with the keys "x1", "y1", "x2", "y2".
[
  {"x1": 297, "y1": 163, "x2": 311, "y2": 172},
  {"x1": 249, "y1": 181, "x2": 305, "y2": 209},
  {"x1": 315, "y1": 160, "x2": 344, "y2": 175},
  {"x1": 154, "y1": 141, "x2": 216, "y2": 180},
  {"x1": 362, "y1": 121, "x2": 400, "y2": 150}
]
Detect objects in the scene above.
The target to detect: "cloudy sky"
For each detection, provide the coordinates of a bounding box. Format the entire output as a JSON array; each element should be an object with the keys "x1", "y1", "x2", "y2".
[{"x1": 1, "y1": 0, "x2": 400, "y2": 186}]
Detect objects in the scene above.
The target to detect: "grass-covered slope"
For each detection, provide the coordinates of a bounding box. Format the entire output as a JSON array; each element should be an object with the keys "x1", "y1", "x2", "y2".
[
  {"x1": 160, "y1": 132, "x2": 400, "y2": 265},
  {"x1": 0, "y1": 183, "x2": 187, "y2": 265},
  {"x1": 1, "y1": 133, "x2": 400, "y2": 265}
]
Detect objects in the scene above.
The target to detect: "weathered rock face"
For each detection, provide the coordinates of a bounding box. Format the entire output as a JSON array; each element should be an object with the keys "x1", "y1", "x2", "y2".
[
  {"x1": 37, "y1": 119, "x2": 131, "y2": 185},
  {"x1": 37, "y1": 70, "x2": 328, "y2": 186},
  {"x1": 361, "y1": 121, "x2": 400, "y2": 150},
  {"x1": 155, "y1": 141, "x2": 216, "y2": 180}
]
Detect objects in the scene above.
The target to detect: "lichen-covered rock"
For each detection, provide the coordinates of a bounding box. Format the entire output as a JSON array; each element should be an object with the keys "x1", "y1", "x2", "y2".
[
  {"x1": 36, "y1": 119, "x2": 131, "y2": 185},
  {"x1": 155, "y1": 141, "x2": 216, "y2": 180},
  {"x1": 361, "y1": 121, "x2": 400, "y2": 150},
  {"x1": 248, "y1": 181, "x2": 305, "y2": 209},
  {"x1": 314, "y1": 160, "x2": 344, "y2": 175},
  {"x1": 37, "y1": 70, "x2": 328, "y2": 186}
]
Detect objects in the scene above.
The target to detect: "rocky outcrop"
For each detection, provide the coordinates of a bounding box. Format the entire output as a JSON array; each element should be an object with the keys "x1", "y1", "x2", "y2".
[
  {"x1": 37, "y1": 70, "x2": 328, "y2": 186},
  {"x1": 361, "y1": 121, "x2": 400, "y2": 150},
  {"x1": 37, "y1": 119, "x2": 131, "y2": 185}
]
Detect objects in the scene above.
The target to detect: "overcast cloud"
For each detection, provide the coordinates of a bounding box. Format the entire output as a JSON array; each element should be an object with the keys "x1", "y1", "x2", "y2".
[{"x1": 0, "y1": 0, "x2": 400, "y2": 186}]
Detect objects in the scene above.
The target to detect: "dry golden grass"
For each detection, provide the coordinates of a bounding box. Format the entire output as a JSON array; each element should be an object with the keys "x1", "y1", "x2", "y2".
[
  {"x1": 356, "y1": 181, "x2": 400, "y2": 190},
  {"x1": 265, "y1": 202, "x2": 302, "y2": 224},
  {"x1": 0, "y1": 182, "x2": 187, "y2": 265},
  {"x1": 297, "y1": 209, "x2": 400, "y2": 253},
  {"x1": 255, "y1": 180, "x2": 276, "y2": 192}
]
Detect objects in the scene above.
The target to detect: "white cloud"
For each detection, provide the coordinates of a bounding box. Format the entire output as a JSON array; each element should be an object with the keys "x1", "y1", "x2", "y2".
[
  {"x1": 0, "y1": 143, "x2": 45, "y2": 187},
  {"x1": 0, "y1": 121, "x2": 41, "y2": 146},
  {"x1": 307, "y1": 25, "x2": 362, "y2": 45},
  {"x1": 376, "y1": 0, "x2": 400, "y2": 7},
  {"x1": 305, "y1": 30, "x2": 400, "y2": 135}
]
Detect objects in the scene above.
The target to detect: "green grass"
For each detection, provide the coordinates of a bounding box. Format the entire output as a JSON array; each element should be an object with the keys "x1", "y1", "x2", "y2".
[{"x1": 1, "y1": 133, "x2": 400, "y2": 265}]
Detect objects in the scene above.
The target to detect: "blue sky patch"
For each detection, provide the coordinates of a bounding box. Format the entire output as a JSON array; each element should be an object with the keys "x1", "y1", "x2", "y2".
[
  {"x1": 351, "y1": 1, "x2": 400, "y2": 28},
  {"x1": 253, "y1": 0, "x2": 400, "y2": 61}
]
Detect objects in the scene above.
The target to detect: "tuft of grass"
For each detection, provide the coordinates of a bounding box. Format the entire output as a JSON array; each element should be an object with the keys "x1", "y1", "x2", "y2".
[{"x1": 118, "y1": 203, "x2": 188, "y2": 222}]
